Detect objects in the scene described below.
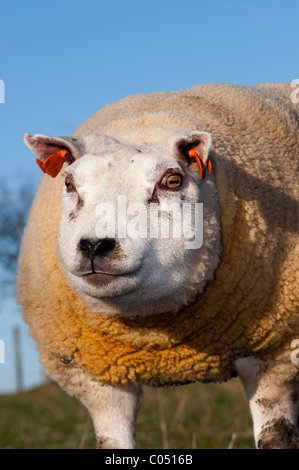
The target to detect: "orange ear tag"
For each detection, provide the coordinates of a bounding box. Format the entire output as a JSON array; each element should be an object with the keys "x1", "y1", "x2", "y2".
[
  {"x1": 35, "y1": 158, "x2": 46, "y2": 173},
  {"x1": 187, "y1": 149, "x2": 212, "y2": 179},
  {"x1": 188, "y1": 148, "x2": 203, "y2": 179},
  {"x1": 36, "y1": 149, "x2": 70, "y2": 178}
]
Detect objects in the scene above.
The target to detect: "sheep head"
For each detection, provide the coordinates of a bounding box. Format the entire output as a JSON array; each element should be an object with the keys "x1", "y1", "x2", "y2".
[{"x1": 24, "y1": 132, "x2": 221, "y2": 316}]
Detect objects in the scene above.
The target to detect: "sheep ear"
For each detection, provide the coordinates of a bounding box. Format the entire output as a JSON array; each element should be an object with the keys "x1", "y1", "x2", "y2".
[
  {"x1": 24, "y1": 133, "x2": 83, "y2": 177},
  {"x1": 175, "y1": 131, "x2": 212, "y2": 168}
]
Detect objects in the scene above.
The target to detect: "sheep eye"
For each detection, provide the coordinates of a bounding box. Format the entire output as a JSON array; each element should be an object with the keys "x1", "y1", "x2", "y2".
[
  {"x1": 162, "y1": 173, "x2": 183, "y2": 189},
  {"x1": 65, "y1": 176, "x2": 76, "y2": 192}
]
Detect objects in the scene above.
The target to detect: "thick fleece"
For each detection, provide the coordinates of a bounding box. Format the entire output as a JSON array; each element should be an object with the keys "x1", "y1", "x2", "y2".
[{"x1": 17, "y1": 83, "x2": 299, "y2": 387}]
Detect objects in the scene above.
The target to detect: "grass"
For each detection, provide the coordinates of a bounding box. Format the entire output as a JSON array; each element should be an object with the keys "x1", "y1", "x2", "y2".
[{"x1": 0, "y1": 378, "x2": 255, "y2": 449}]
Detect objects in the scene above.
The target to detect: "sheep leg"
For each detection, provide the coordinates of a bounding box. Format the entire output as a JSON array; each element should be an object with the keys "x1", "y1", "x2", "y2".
[
  {"x1": 43, "y1": 354, "x2": 142, "y2": 449},
  {"x1": 82, "y1": 381, "x2": 142, "y2": 449},
  {"x1": 235, "y1": 356, "x2": 299, "y2": 449}
]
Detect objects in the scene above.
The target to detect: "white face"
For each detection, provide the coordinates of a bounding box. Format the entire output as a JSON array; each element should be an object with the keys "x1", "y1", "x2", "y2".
[{"x1": 25, "y1": 132, "x2": 221, "y2": 316}]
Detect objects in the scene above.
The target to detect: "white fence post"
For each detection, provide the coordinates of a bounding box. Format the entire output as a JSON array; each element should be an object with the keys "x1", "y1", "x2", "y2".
[{"x1": 13, "y1": 327, "x2": 23, "y2": 392}]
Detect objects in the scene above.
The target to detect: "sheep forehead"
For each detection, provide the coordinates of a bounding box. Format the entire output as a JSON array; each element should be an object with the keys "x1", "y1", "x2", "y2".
[{"x1": 69, "y1": 148, "x2": 180, "y2": 193}]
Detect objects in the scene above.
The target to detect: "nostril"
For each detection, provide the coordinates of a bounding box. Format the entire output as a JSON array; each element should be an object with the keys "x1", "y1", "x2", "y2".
[
  {"x1": 94, "y1": 238, "x2": 116, "y2": 255},
  {"x1": 78, "y1": 238, "x2": 116, "y2": 258},
  {"x1": 79, "y1": 239, "x2": 93, "y2": 253}
]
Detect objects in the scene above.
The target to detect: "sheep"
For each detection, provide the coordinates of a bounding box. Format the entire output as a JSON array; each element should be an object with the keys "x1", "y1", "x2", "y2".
[{"x1": 17, "y1": 82, "x2": 299, "y2": 449}]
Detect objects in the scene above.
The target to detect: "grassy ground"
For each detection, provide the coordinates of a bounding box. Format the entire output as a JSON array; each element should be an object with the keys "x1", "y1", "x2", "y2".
[{"x1": 0, "y1": 378, "x2": 255, "y2": 449}]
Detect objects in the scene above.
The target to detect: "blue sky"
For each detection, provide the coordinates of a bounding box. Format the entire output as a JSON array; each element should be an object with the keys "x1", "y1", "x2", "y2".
[
  {"x1": 0, "y1": 0, "x2": 298, "y2": 182},
  {"x1": 0, "y1": 0, "x2": 298, "y2": 391}
]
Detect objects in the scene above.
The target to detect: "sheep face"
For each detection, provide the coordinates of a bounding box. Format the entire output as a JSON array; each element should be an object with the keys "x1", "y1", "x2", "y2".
[{"x1": 24, "y1": 132, "x2": 221, "y2": 316}]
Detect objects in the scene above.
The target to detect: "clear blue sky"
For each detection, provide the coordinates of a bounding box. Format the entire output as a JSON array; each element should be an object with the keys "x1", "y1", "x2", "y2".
[{"x1": 0, "y1": 0, "x2": 298, "y2": 183}]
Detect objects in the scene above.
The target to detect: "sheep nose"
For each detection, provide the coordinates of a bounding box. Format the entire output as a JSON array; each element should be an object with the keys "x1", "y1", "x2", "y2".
[{"x1": 78, "y1": 238, "x2": 116, "y2": 259}]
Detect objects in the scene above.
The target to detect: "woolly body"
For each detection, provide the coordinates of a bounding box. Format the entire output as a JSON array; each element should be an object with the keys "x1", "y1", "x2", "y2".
[
  {"x1": 17, "y1": 83, "x2": 299, "y2": 448},
  {"x1": 18, "y1": 82, "x2": 299, "y2": 385}
]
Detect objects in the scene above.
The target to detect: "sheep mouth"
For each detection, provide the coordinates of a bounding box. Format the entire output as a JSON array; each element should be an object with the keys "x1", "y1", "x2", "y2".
[{"x1": 82, "y1": 270, "x2": 140, "y2": 286}]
